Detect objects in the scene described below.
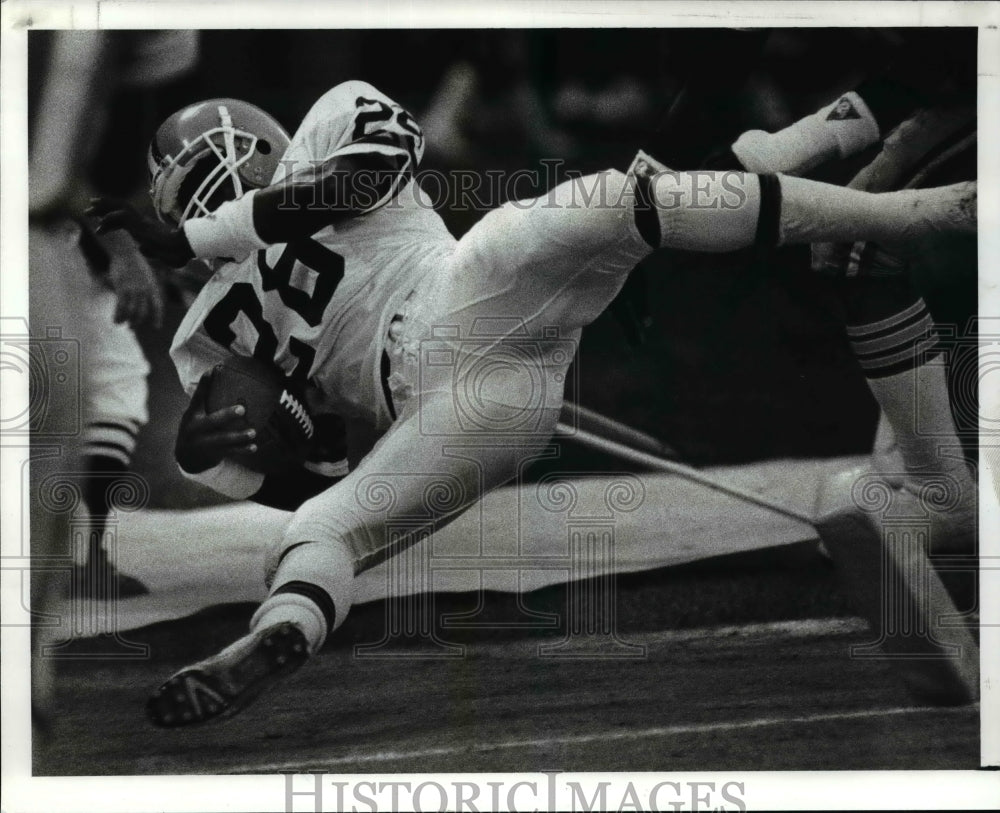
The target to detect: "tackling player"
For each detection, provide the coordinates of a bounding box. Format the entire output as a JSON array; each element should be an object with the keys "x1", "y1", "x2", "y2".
[
  {"x1": 710, "y1": 41, "x2": 977, "y2": 554},
  {"x1": 91, "y1": 80, "x2": 977, "y2": 726},
  {"x1": 30, "y1": 31, "x2": 199, "y2": 599}
]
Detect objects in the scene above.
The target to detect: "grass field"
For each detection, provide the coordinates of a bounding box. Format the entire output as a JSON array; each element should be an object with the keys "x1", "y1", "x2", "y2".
[{"x1": 33, "y1": 543, "x2": 982, "y2": 775}]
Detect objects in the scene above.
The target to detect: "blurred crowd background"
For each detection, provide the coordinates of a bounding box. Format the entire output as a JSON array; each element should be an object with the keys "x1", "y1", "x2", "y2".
[{"x1": 30, "y1": 27, "x2": 977, "y2": 508}]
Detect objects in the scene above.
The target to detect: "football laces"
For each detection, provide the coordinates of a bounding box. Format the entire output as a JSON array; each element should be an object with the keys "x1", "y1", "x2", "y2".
[{"x1": 279, "y1": 389, "x2": 315, "y2": 439}]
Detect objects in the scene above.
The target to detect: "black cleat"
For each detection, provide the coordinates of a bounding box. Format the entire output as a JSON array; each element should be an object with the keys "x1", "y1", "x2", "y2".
[{"x1": 147, "y1": 622, "x2": 310, "y2": 728}]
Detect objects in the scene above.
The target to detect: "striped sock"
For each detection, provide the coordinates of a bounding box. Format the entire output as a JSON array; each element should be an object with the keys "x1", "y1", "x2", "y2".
[
  {"x1": 847, "y1": 294, "x2": 972, "y2": 484},
  {"x1": 846, "y1": 297, "x2": 943, "y2": 381},
  {"x1": 82, "y1": 420, "x2": 139, "y2": 467}
]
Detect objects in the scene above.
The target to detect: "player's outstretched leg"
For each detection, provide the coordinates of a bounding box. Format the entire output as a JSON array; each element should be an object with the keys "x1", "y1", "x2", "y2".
[
  {"x1": 813, "y1": 466, "x2": 978, "y2": 706},
  {"x1": 845, "y1": 278, "x2": 977, "y2": 555},
  {"x1": 629, "y1": 151, "x2": 976, "y2": 254},
  {"x1": 78, "y1": 454, "x2": 150, "y2": 599},
  {"x1": 147, "y1": 539, "x2": 351, "y2": 727}
]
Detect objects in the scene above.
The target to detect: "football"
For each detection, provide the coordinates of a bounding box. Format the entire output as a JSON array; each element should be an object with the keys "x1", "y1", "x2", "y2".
[{"x1": 204, "y1": 354, "x2": 315, "y2": 474}]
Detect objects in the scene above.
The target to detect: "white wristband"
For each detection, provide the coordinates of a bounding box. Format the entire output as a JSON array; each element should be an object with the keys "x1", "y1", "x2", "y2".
[
  {"x1": 732, "y1": 91, "x2": 880, "y2": 176},
  {"x1": 182, "y1": 189, "x2": 268, "y2": 262},
  {"x1": 180, "y1": 457, "x2": 265, "y2": 500}
]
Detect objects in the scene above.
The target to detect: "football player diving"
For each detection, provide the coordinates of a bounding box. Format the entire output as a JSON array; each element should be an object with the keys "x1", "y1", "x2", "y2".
[{"x1": 89, "y1": 80, "x2": 977, "y2": 726}]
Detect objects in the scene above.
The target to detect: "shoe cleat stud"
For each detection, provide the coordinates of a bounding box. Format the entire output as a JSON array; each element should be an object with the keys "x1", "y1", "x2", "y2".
[{"x1": 146, "y1": 622, "x2": 309, "y2": 727}]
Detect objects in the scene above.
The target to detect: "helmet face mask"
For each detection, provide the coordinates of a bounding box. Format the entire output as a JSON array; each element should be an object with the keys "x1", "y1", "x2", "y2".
[{"x1": 148, "y1": 99, "x2": 290, "y2": 226}]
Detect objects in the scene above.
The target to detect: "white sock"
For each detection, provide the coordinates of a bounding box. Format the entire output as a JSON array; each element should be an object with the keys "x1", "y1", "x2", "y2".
[
  {"x1": 869, "y1": 366, "x2": 977, "y2": 554},
  {"x1": 251, "y1": 593, "x2": 330, "y2": 654},
  {"x1": 866, "y1": 364, "x2": 973, "y2": 486},
  {"x1": 648, "y1": 170, "x2": 762, "y2": 252},
  {"x1": 778, "y1": 176, "x2": 976, "y2": 247},
  {"x1": 631, "y1": 154, "x2": 975, "y2": 257},
  {"x1": 732, "y1": 91, "x2": 881, "y2": 175},
  {"x1": 252, "y1": 539, "x2": 355, "y2": 654}
]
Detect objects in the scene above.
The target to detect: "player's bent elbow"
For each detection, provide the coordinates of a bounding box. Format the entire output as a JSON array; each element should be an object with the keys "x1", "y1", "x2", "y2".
[{"x1": 178, "y1": 458, "x2": 266, "y2": 501}]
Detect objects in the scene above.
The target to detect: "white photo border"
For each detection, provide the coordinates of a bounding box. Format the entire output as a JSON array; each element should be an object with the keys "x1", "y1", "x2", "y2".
[{"x1": 2, "y1": 1, "x2": 998, "y2": 810}]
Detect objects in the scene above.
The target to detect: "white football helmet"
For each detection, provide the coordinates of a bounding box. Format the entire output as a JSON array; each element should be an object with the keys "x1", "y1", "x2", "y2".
[{"x1": 148, "y1": 98, "x2": 290, "y2": 226}]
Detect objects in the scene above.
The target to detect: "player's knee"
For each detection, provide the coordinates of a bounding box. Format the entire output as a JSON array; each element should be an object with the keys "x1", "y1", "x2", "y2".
[{"x1": 505, "y1": 168, "x2": 631, "y2": 254}]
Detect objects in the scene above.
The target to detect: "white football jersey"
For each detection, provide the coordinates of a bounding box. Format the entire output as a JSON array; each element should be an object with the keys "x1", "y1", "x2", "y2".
[{"x1": 171, "y1": 82, "x2": 456, "y2": 427}]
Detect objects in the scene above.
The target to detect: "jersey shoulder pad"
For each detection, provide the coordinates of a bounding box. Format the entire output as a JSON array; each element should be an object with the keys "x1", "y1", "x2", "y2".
[
  {"x1": 289, "y1": 80, "x2": 422, "y2": 168},
  {"x1": 293, "y1": 81, "x2": 392, "y2": 151},
  {"x1": 306, "y1": 80, "x2": 388, "y2": 120}
]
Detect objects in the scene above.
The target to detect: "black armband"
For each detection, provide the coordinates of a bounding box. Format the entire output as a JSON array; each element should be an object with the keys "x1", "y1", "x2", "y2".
[
  {"x1": 253, "y1": 153, "x2": 400, "y2": 244},
  {"x1": 754, "y1": 173, "x2": 783, "y2": 252}
]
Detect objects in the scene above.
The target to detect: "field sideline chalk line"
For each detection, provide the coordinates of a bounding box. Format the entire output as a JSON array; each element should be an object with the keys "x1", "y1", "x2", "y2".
[
  {"x1": 235, "y1": 704, "x2": 976, "y2": 773},
  {"x1": 229, "y1": 618, "x2": 976, "y2": 773}
]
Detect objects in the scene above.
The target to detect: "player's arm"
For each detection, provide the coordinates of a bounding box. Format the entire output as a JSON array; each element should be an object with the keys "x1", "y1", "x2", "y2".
[
  {"x1": 94, "y1": 227, "x2": 165, "y2": 328},
  {"x1": 183, "y1": 84, "x2": 423, "y2": 257},
  {"x1": 89, "y1": 82, "x2": 422, "y2": 266},
  {"x1": 173, "y1": 369, "x2": 256, "y2": 469},
  {"x1": 248, "y1": 151, "x2": 405, "y2": 244},
  {"x1": 87, "y1": 152, "x2": 399, "y2": 267},
  {"x1": 174, "y1": 371, "x2": 348, "y2": 512}
]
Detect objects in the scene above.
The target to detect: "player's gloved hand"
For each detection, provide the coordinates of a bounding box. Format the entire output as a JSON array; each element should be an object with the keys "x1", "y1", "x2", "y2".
[
  {"x1": 811, "y1": 240, "x2": 908, "y2": 277},
  {"x1": 86, "y1": 197, "x2": 195, "y2": 268},
  {"x1": 175, "y1": 370, "x2": 258, "y2": 474},
  {"x1": 98, "y1": 228, "x2": 165, "y2": 328}
]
